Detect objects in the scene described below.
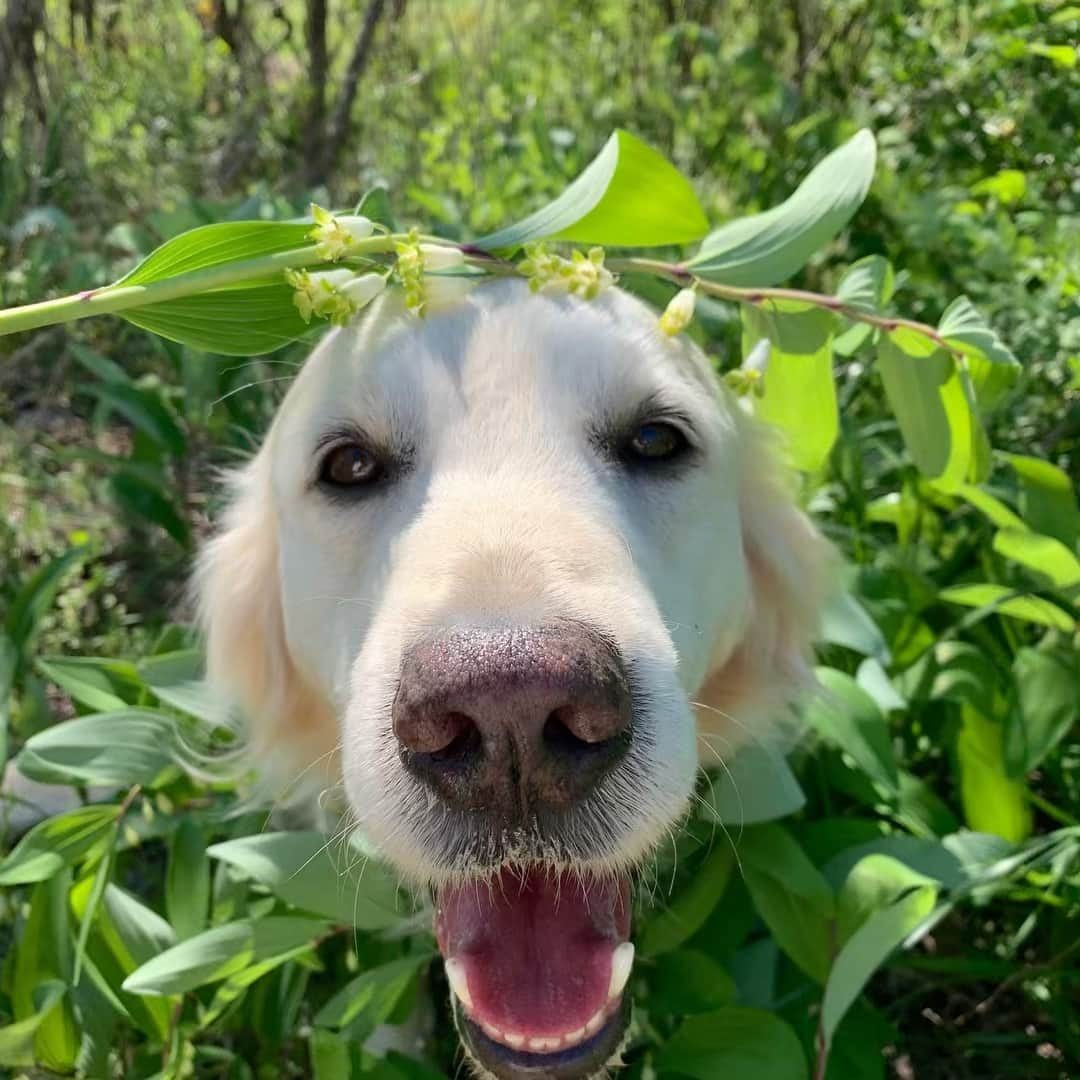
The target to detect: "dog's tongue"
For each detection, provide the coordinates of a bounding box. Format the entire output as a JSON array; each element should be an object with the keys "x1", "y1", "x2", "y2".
[{"x1": 435, "y1": 867, "x2": 632, "y2": 1048}]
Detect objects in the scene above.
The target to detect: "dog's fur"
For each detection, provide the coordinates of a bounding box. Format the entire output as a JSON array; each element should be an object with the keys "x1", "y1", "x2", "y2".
[{"x1": 196, "y1": 278, "x2": 824, "y2": 882}]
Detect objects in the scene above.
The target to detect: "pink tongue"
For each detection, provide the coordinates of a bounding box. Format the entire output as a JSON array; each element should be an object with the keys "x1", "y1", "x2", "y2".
[{"x1": 436, "y1": 867, "x2": 631, "y2": 1039}]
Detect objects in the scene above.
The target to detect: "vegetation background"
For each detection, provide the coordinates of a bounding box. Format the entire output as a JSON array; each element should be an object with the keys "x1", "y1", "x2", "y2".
[{"x1": 0, "y1": 1, "x2": 1078, "y2": 1078}]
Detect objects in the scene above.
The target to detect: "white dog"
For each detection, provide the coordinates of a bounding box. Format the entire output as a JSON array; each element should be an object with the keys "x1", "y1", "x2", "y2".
[{"x1": 196, "y1": 279, "x2": 825, "y2": 1079}]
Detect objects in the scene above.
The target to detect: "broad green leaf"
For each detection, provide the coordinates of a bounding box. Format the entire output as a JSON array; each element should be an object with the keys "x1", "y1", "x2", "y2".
[
  {"x1": 657, "y1": 1007, "x2": 808, "y2": 1079},
  {"x1": 739, "y1": 825, "x2": 835, "y2": 982},
  {"x1": 993, "y1": 528, "x2": 1080, "y2": 588},
  {"x1": 5, "y1": 546, "x2": 88, "y2": 653},
  {"x1": 834, "y1": 255, "x2": 894, "y2": 356},
  {"x1": 0, "y1": 804, "x2": 120, "y2": 885},
  {"x1": 1004, "y1": 453, "x2": 1080, "y2": 547},
  {"x1": 805, "y1": 667, "x2": 899, "y2": 795},
  {"x1": 639, "y1": 845, "x2": 735, "y2": 957},
  {"x1": 743, "y1": 303, "x2": 837, "y2": 472},
  {"x1": 166, "y1": 819, "x2": 210, "y2": 940},
  {"x1": 139, "y1": 649, "x2": 219, "y2": 721},
  {"x1": 34, "y1": 656, "x2": 132, "y2": 712},
  {"x1": 876, "y1": 331, "x2": 987, "y2": 488},
  {"x1": 16, "y1": 709, "x2": 177, "y2": 788},
  {"x1": 109, "y1": 469, "x2": 191, "y2": 546},
  {"x1": 938, "y1": 296, "x2": 1019, "y2": 412},
  {"x1": 474, "y1": 130, "x2": 708, "y2": 249},
  {"x1": 971, "y1": 169, "x2": 1026, "y2": 204},
  {"x1": 1005, "y1": 648, "x2": 1080, "y2": 777},
  {"x1": 117, "y1": 220, "x2": 311, "y2": 287},
  {"x1": 207, "y1": 831, "x2": 405, "y2": 928},
  {"x1": 925, "y1": 641, "x2": 1001, "y2": 715},
  {"x1": 122, "y1": 916, "x2": 327, "y2": 996},
  {"x1": 648, "y1": 950, "x2": 737, "y2": 1015},
  {"x1": 953, "y1": 483, "x2": 1027, "y2": 531},
  {"x1": 82, "y1": 381, "x2": 186, "y2": 456},
  {"x1": 818, "y1": 588, "x2": 890, "y2": 661},
  {"x1": 310, "y1": 1028, "x2": 353, "y2": 1080},
  {"x1": 0, "y1": 981, "x2": 67, "y2": 1068},
  {"x1": 121, "y1": 282, "x2": 313, "y2": 357},
  {"x1": 835, "y1": 854, "x2": 937, "y2": 945},
  {"x1": 939, "y1": 584, "x2": 1075, "y2": 631},
  {"x1": 820, "y1": 883, "x2": 937, "y2": 1046},
  {"x1": 1026, "y1": 42, "x2": 1078, "y2": 67},
  {"x1": 956, "y1": 705, "x2": 1032, "y2": 843},
  {"x1": 855, "y1": 658, "x2": 906, "y2": 714},
  {"x1": 73, "y1": 845, "x2": 116, "y2": 985},
  {"x1": 68, "y1": 341, "x2": 132, "y2": 385},
  {"x1": 687, "y1": 129, "x2": 876, "y2": 286},
  {"x1": 314, "y1": 953, "x2": 433, "y2": 1036},
  {"x1": 355, "y1": 186, "x2": 398, "y2": 231},
  {"x1": 704, "y1": 742, "x2": 807, "y2": 826}
]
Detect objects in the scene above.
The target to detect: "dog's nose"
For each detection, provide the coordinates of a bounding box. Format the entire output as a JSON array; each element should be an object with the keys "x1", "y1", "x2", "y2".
[{"x1": 392, "y1": 623, "x2": 632, "y2": 817}]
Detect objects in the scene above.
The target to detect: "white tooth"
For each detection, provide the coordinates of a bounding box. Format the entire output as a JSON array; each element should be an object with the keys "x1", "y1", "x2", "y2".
[
  {"x1": 503, "y1": 1032, "x2": 525, "y2": 1049},
  {"x1": 444, "y1": 959, "x2": 473, "y2": 1011},
  {"x1": 564, "y1": 1026, "x2": 587, "y2": 1046},
  {"x1": 607, "y1": 942, "x2": 635, "y2": 1002},
  {"x1": 584, "y1": 1008, "x2": 607, "y2": 1037},
  {"x1": 527, "y1": 1036, "x2": 560, "y2": 1052},
  {"x1": 482, "y1": 1023, "x2": 503, "y2": 1041}
]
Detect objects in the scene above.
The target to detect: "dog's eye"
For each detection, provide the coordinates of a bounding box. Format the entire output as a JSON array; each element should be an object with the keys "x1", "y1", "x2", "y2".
[
  {"x1": 319, "y1": 443, "x2": 383, "y2": 487},
  {"x1": 626, "y1": 421, "x2": 688, "y2": 462}
]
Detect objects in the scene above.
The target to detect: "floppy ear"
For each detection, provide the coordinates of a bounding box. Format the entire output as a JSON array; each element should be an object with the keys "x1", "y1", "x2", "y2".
[
  {"x1": 194, "y1": 452, "x2": 339, "y2": 769},
  {"x1": 694, "y1": 411, "x2": 830, "y2": 749}
]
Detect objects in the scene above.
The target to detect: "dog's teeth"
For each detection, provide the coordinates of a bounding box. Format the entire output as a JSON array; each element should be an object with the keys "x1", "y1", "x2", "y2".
[
  {"x1": 584, "y1": 1008, "x2": 607, "y2": 1037},
  {"x1": 607, "y1": 942, "x2": 635, "y2": 1002},
  {"x1": 444, "y1": 958, "x2": 473, "y2": 1011},
  {"x1": 563, "y1": 1026, "x2": 587, "y2": 1046},
  {"x1": 482, "y1": 1022, "x2": 504, "y2": 1041},
  {"x1": 502, "y1": 1032, "x2": 525, "y2": 1049},
  {"x1": 528, "y1": 1037, "x2": 560, "y2": 1052}
]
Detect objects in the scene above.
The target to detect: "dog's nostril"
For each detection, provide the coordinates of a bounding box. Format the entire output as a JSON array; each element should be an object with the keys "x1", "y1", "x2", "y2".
[
  {"x1": 427, "y1": 715, "x2": 482, "y2": 763},
  {"x1": 396, "y1": 707, "x2": 475, "y2": 756}
]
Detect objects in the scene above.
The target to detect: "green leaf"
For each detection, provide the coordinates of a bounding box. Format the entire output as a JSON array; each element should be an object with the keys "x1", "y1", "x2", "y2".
[
  {"x1": 743, "y1": 303, "x2": 837, "y2": 472},
  {"x1": 1026, "y1": 42, "x2": 1078, "y2": 68},
  {"x1": 993, "y1": 528, "x2": 1080, "y2": 588},
  {"x1": 739, "y1": 825, "x2": 835, "y2": 982},
  {"x1": 206, "y1": 831, "x2": 405, "y2": 928},
  {"x1": 122, "y1": 916, "x2": 327, "y2": 996},
  {"x1": 0, "y1": 981, "x2": 67, "y2": 1067},
  {"x1": 818, "y1": 588, "x2": 890, "y2": 661},
  {"x1": 937, "y1": 296, "x2": 1020, "y2": 412},
  {"x1": 876, "y1": 331, "x2": 987, "y2": 488},
  {"x1": 120, "y1": 281, "x2": 313, "y2": 357},
  {"x1": 705, "y1": 742, "x2": 807, "y2": 826},
  {"x1": 474, "y1": 130, "x2": 708, "y2": 250},
  {"x1": 956, "y1": 705, "x2": 1032, "y2": 843},
  {"x1": 166, "y1": 819, "x2": 210, "y2": 941},
  {"x1": 72, "y1": 846, "x2": 116, "y2": 986},
  {"x1": 1005, "y1": 648, "x2": 1080, "y2": 777},
  {"x1": 657, "y1": 1007, "x2": 808, "y2": 1079},
  {"x1": 117, "y1": 220, "x2": 312, "y2": 287},
  {"x1": 82, "y1": 381, "x2": 186, "y2": 456},
  {"x1": 953, "y1": 484, "x2": 1027, "y2": 531},
  {"x1": 34, "y1": 656, "x2": 131, "y2": 713},
  {"x1": 971, "y1": 169, "x2": 1026, "y2": 205},
  {"x1": 0, "y1": 804, "x2": 120, "y2": 885},
  {"x1": 855, "y1": 658, "x2": 906, "y2": 714},
  {"x1": 639, "y1": 845, "x2": 735, "y2": 957},
  {"x1": 835, "y1": 854, "x2": 937, "y2": 945},
  {"x1": 310, "y1": 1028, "x2": 353, "y2": 1080},
  {"x1": 109, "y1": 469, "x2": 191, "y2": 546},
  {"x1": 16, "y1": 709, "x2": 177, "y2": 787},
  {"x1": 805, "y1": 667, "x2": 899, "y2": 795},
  {"x1": 1003, "y1": 454, "x2": 1080, "y2": 547},
  {"x1": 648, "y1": 950, "x2": 737, "y2": 1015},
  {"x1": 939, "y1": 584, "x2": 1075, "y2": 631},
  {"x1": 820, "y1": 883, "x2": 937, "y2": 1047},
  {"x1": 314, "y1": 953, "x2": 433, "y2": 1035},
  {"x1": 139, "y1": 649, "x2": 218, "y2": 721},
  {"x1": 5, "y1": 546, "x2": 88, "y2": 654},
  {"x1": 834, "y1": 255, "x2": 894, "y2": 356},
  {"x1": 355, "y1": 186, "x2": 398, "y2": 231},
  {"x1": 687, "y1": 129, "x2": 876, "y2": 286}
]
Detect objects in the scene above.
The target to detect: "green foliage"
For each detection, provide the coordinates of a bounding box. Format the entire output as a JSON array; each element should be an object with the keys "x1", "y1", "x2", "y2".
[{"x1": 1, "y1": 2, "x2": 1077, "y2": 1078}]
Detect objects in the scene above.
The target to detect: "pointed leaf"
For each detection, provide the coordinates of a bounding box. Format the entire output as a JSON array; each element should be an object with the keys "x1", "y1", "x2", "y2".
[
  {"x1": 704, "y1": 742, "x2": 807, "y2": 826},
  {"x1": 939, "y1": 584, "x2": 1075, "y2": 631},
  {"x1": 937, "y1": 296, "x2": 1019, "y2": 412},
  {"x1": 1005, "y1": 648, "x2": 1080, "y2": 776},
  {"x1": 0, "y1": 805, "x2": 120, "y2": 885},
  {"x1": 834, "y1": 255, "x2": 894, "y2": 356},
  {"x1": 993, "y1": 528, "x2": 1080, "y2": 588},
  {"x1": 1003, "y1": 454, "x2": 1080, "y2": 547},
  {"x1": 956, "y1": 705, "x2": 1032, "y2": 843},
  {"x1": 314, "y1": 953, "x2": 434, "y2": 1034},
  {"x1": 474, "y1": 130, "x2": 708, "y2": 250},
  {"x1": 687, "y1": 129, "x2": 876, "y2": 286}
]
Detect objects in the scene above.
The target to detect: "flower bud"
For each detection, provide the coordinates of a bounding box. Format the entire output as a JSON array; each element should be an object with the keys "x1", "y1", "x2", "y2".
[
  {"x1": 658, "y1": 288, "x2": 696, "y2": 336},
  {"x1": 419, "y1": 243, "x2": 465, "y2": 272},
  {"x1": 340, "y1": 272, "x2": 387, "y2": 309}
]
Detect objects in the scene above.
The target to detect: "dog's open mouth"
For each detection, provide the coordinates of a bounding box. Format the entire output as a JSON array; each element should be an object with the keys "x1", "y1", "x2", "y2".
[{"x1": 435, "y1": 865, "x2": 633, "y2": 1077}]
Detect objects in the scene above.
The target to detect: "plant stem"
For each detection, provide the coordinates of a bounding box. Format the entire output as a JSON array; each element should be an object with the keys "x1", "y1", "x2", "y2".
[
  {"x1": 0, "y1": 237, "x2": 402, "y2": 341},
  {"x1": 613, "y1": 256, "x2": 961, "y2": 359}
]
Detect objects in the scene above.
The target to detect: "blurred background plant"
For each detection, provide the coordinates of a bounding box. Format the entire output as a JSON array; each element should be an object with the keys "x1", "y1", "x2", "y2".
[{"x1": 0, "y1": 1, "x2": 1077, "y2": 1078}]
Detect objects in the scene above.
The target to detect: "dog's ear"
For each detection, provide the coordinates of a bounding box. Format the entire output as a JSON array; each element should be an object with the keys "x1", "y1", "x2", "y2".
[
  {"x1": 694, "y1": 413, "x2": 829, "y2": 749},
  {"x1": 194, "y1": 453, "x2": 338, "y2": 767}
]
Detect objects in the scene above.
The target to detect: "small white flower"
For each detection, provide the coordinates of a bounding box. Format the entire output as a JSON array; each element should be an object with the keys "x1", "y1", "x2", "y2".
[
  {"x1": 419, "y1": 243, "x2": 465, "y2": 272},
  {"x1": 286, "y1": 268, "x2": 378, "y2": 326},
  {"x1": 744, "y1": 337, "x2": 771, "y2": 375},
  {"x1": 308, "y1": 203, "x2": 374, "y2": 262},
  {"x1": 340, "y1": 272, "x2": 387, "y2": 309},
  {"x1": 658, "y1": 288, "x2": 696, "y2": 336}
]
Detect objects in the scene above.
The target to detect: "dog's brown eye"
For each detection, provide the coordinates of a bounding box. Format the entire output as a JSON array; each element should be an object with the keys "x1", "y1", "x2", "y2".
[
  {"x1": 320, "y1": 444, "x2": 383, "y2": 487},
  {"x1": 627, "y1": 421, "x2": 687, "y2": 462}
]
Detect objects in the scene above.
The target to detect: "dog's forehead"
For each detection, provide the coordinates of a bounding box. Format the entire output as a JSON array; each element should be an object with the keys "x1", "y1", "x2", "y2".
[{"x1": 281, "y1": 280, "x2": 719, "y2": 442}]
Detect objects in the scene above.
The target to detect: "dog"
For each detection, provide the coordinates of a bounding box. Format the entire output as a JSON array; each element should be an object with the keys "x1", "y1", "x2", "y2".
[{"x1": 195, "y1": 278, "x2": 826, "y2": 1079}]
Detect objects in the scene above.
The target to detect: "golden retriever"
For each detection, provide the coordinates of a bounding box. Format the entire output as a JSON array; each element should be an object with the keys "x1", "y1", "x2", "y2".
[{"x1": 196, "y1": 278, "x2": 825, "y2": 1079}]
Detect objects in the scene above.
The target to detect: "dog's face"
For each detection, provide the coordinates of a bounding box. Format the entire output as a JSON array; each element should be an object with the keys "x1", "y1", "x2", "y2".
[{"x1": 198, "y1": 280, "x2": 823, "y2": 1079}]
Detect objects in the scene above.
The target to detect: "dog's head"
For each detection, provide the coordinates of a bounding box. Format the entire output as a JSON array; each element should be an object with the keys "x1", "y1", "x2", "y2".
[{"x1": 197, "y1": 280, "x2": 825, "y2": 1078}]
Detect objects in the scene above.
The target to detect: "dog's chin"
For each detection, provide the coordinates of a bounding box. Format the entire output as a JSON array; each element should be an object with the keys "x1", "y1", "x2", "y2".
[{"x1": 436, "y1": 865, "x2": 634, "y2": 1080}]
